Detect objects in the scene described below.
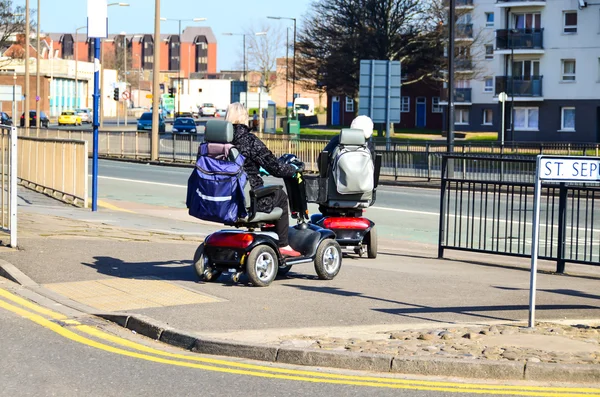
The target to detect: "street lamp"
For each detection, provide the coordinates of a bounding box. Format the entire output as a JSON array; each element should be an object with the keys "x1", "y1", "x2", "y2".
[
  {"x1": 160, "y1": 17, "x2": 207, "y2": 116},
  {"x1": 509, "y1": 28, "x2": 519, "y2": 139},
  {"x1": 267, "y1": 16, "x2": 296, "y2": 113},
  {"x1": 74, "y1": 25, "x2": 86, "y2": 110},
  {"x1": 222, "y1": 31, "x2": 266, "y2": 108},
  {"x1": 99, "y1": 2, "x2": 129, "y2": 128},
  {"x1": 35, "y1": 0, "x2": 40, "y2": 133}
]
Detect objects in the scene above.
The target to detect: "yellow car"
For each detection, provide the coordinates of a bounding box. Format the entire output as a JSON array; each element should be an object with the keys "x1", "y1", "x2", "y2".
[{"x1": 58, "y1": 111, "x2": 82, "y2": 126}]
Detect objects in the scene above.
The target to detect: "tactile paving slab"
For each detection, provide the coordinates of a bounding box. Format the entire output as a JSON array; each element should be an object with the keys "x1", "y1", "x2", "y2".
[{"x1": 43, "y1": 278, "x2": 220, "y2": 312}]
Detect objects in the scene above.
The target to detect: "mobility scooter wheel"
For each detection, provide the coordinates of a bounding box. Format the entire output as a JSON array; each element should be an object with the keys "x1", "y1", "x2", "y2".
[
  {"x1": 277, "y1": 265, "x2": 292, "y2": 277},
  {"x1": 314, "y1": 239, "x2": 342, "y2": 280},
  {"x1": 193, "y1": 244, "x2": 222, "y2": 282},
  {"x1": 246, "y1": 245, "x2": 278, "y2": 287},
  {"x1": 366, "y1": 226, "x2": 378, "y2": 259}
]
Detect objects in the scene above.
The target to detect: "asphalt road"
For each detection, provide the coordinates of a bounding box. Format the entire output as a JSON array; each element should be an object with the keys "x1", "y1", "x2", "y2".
[
  {"x1": 92, "y1": 159, "x2": 442, "y2": 245},
  {"x1": 0, "y1": 281, "x2": 530, "y2": 397}
]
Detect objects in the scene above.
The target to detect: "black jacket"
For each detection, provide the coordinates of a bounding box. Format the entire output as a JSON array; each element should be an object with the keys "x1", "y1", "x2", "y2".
[{"x1": 232, "y1": 124, "x2": 296, "y2": 212}]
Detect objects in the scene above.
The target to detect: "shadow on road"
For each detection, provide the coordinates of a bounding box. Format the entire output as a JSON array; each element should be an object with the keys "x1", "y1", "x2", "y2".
[
  {"x1": 283, "y1": 284, "x2": 599, "y2": 324},
  {"x1": 82, "y1": 256, "x2": 194, "y2": 281}
]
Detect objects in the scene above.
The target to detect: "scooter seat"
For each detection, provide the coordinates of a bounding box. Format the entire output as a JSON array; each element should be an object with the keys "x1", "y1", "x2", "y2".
[{"x1": 241, "y1": 207, "x2": 283, "y2": 223}]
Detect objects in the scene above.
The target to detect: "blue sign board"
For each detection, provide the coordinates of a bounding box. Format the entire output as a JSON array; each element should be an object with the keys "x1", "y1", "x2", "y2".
[{"x1": 358, "y1": 60, "x2": 401, "y2": 125}]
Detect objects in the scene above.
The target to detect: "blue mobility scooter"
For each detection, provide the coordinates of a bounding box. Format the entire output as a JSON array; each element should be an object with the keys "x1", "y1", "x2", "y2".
[
  {"x1": 188, "y1": 120, "x2": 343, "y2": 287},
  {"x1": 307, "y1": 128, "x2": 382, "y2": 259}
]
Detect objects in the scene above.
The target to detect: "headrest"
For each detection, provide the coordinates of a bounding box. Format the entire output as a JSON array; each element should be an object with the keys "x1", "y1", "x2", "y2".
[
  {"x1": 339, "y1": 128, "x2": 366, "y2": 146},
  {"x1": 205, "y1": 120, "x2": 234, "y2": 143}
]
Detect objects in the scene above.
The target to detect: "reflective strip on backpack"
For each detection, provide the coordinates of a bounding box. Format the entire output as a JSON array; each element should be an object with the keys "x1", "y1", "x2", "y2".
[{"x1": 196, "y1": 188, "x2": 232, "y2": 202}]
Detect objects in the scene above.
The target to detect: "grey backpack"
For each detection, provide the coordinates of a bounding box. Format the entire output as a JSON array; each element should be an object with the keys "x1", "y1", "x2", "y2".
[{"x1": 331, "y1": 129, "x2": 374, "y2": 195}]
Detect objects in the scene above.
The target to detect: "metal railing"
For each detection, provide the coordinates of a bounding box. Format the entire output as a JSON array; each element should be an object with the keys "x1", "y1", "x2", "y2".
[
  {"x1": 17, "y1": 129, "x2": 600, "y2": 182},
  {"x1": 496, "y1": 28, "x2": 544, "y2": 50},
  {"x1": 18, "y1": 137, "x2": 88, "y2": 207},
  {"x1": 0, "y1": 126, "x2": 17, "y2": 247},
  {"x1": 438, "y1": 155, "x2": 600, "y2": 271},
  {"x1": 495, "y1": 76, "x2": 543, "y2": 97}
]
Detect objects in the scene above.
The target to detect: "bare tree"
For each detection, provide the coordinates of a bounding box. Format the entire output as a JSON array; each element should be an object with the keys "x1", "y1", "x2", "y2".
[
  {"x1": 296, "y1": 0, "x2": 489, "y2": 97},
  {"x1": 0, "y1": 1, "x2": 36, "y2": 66},
  {"x1": 245, "y1": 23, "x2": 285, "y2": 94}
]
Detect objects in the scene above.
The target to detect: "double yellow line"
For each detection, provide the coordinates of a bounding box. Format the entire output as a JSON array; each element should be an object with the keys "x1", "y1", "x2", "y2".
[{"x1": 0, "y1": 287, "x2": 598, "y2": 396}]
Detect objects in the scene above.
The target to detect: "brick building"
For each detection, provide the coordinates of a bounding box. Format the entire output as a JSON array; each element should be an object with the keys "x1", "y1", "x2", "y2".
[{"x1": 46, "y1": 26, "x2": 217, "y2": 78}]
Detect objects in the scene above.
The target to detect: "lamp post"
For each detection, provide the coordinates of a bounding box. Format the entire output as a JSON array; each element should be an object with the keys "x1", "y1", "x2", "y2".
[
  {"x1": 98, "y1": 3, "x2": 130, "y2": 129},
  {"x1": 12, "y1": 72, "x2": 16, "y2": 121},
  {"x1": 35, "y1": 0, "x2": 40, "y2": 134},
  {"x1": 151, "y1": 0, "x2": 160, "y2": 160},
  {"x1": 267, "y1": 16, "x2": 296, "y2": 113},
  {"x1": 74, "y1": 25, "x2": 86, "y2": 110},
  {"x1": 445, "y1": 0, "x2": 456, "y2": 154},
  {"x1": 41, "y1": 39, "x2": 54, "y2": 117},
  {"x1": 222, "y1": 31, "x2": 266, "y2": 109},
  {"x1": 509, "y1": 28, "x2": 519, "y2": 139},
  {"x1": 24, "y1": 0, "x2": 29, "y2": 131},
  {"x1": 160, "y1": 17, "x2": 206, "y2": 116},
  {"x1": 286, "y1": 27, "x2": 290, "y2": 115}
]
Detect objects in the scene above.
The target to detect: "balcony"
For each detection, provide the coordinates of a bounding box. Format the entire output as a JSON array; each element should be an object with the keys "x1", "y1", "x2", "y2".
[
  {"x1": 455, "y1": 58, "x2": 473, "y2": 72},
  {"x1": 444, "y1": 0, "x2": 474, "y2": 7},
  {"x1": 495, "y1": 76, "x2": 543, "y2": 98},
  {"x1": 455, "y1": 24, "x2": 473, "y2": 40},
  {"x1": 495, "y1": 29, "x2": 544, "y2": 54},
  {"x1": 496, "y1": 0, "x2": 546, "y2": 7},
  {"x1": 441, "y1": 88, "x2": 472, "y2": 104}
]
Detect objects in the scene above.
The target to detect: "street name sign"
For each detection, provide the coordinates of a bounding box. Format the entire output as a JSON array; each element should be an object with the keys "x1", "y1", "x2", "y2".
[{"x1": 529, "y1": 155, "x2": 600, "y2": 328}]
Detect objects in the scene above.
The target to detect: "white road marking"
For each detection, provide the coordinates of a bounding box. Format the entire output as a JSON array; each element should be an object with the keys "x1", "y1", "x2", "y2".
[{"x1": 98, "y1": 176, "x2": 187, "y2": 188}]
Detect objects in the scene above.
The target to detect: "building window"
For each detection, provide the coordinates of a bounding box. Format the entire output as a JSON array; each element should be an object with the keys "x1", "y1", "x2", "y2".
[
  {"x1": 455, "y1": 108, "x2": 469, "y2": 125},
  {"x1": 195, "y1": 36, "x2": 208, "y2": 73},
  {"x1": 561, "y1": 107, "x2": 575, "y2": 131},
  {"x1": 401, "y1": 97, "x2": 410, "y2": 113},
  {"x1": 61, "y1": 34, "x2": 74, "y2": 59},
  {"x1": 483, "y1": 109, "x2": 493, "y2": 125},
  {"x1": 484, "y1": 78, "x2": 493, "y2": 92},
  {"x1": 563, "y1": 11, "x2": 577, "y2": 33},
  {"x1": 169, "y1": 36, "x2": 180, "y2": 71},
  {"x1": 485, "y1": 45, "x2": 493, "y2": 59},
  {"x1": 432, "y1": 97, "x2": 443, "y2": 113},
  {"x1": 513, "y1": 107, "x2": 539, "y2": 130},
  {"x1": 485, "y1": 12, "x2": 494, "y2": 27},
  {"x1": 345, "y1": 97, "x2": 354, "y2": 112},
  {"x1": 561, "y1": 59, "x2": 576, "y2": 81}
]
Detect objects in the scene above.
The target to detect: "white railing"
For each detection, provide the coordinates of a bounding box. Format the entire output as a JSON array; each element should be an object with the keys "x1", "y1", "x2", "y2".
[
  {"x1": 18, "y1": 137, "x2": 88, "y2": 208},
  {"x1": 1, "y1": 126, "x2": 17, "y2": 247}
]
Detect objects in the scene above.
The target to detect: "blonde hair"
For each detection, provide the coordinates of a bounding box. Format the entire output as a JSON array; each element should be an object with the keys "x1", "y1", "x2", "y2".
[{"x1": 225, "y1": 102, "x2": 249, "y2": 125}]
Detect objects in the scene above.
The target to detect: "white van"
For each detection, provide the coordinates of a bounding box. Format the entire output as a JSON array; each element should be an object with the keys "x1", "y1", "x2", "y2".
[{"x1": 294, "y1": 98, "x2": 315, "y2": 117}]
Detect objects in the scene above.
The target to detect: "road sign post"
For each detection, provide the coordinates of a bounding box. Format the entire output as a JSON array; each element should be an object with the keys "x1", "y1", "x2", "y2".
[
  {"x1": 529, "y1": 155, "x2": 600, "y2": 328},
  {"x1": 87, "y1": 0, "x2": 108, "y2": 212},
  {"x1": 358, "y1": 60, "x2": 401, "y2": 150}
]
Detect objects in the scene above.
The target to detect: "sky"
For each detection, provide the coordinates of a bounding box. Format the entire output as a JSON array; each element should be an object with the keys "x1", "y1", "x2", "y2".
[{"x1": 27, "y1": 0, "x2": 313, "y2": 71}]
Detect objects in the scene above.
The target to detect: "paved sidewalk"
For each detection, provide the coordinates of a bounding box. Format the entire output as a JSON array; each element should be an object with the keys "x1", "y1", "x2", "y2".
[{"x1": 2, "y1": 190, "x2": 600, "y2": 384}]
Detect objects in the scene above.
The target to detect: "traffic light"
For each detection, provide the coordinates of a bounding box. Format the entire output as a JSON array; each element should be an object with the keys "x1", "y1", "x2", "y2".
[
  {"x1": 168, "y1": 87, "x2": 175, "y2": 98},
  {"x1": 113, "y1": 87, "x2": 119, "y2": 101}
]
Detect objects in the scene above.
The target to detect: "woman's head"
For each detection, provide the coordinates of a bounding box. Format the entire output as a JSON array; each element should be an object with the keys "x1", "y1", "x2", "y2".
[
  {"x1": 225, "y1": 102, "x2": 248, "y2": 125},
  {"x1": 350, "y1": 115, "x2": 374, "y2": 139}
]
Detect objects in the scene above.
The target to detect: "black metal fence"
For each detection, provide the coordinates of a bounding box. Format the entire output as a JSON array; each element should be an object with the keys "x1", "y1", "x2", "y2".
[{"x1": 438, "y1": 154, "x2": 600, "y2": 272}]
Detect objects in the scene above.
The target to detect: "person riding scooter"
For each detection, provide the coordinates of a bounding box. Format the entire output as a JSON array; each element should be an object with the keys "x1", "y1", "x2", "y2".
[
  {"x1": 324, "y1": 115, "x2": 375, "y2": 159},
  {"x1": 225, "y1": 102, "x2": 301, "y2": 257}
]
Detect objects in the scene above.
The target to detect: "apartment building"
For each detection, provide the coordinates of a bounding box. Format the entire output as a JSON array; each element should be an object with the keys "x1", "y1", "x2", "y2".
[
  {"x1": 47, "y1": 26, "x2": 217, "y2": 78},
  {"x1": 445, "y1": 0, "x2": 600, "y2": 142}
]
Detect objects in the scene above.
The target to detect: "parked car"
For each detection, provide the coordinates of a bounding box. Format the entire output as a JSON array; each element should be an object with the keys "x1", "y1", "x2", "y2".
[
  {"x1": 75, "y1": 108, "x2": 92, "y2": 124},
  {"x1": 215, "y1": 108, "x2": 227, "y2": 118},
  {"x1": 20, "y1": 111, "x2": 49, "y2": 128},
  {"x1": 174, "y1": 111, "x2": 194, "y2": 119},
  {"x1": 0, "y1": 112, "x2": 12, "y2": 126},
  {"x1": 58, "y1": 110, "x2": 82, "y2": 126},
  {"x1": 199, "y1": 103, "x2": 216, "y2": 117},
  {"x1": 172, "y1": 117, "x2": 197, "y2": 133},
  {"x1": 137, "y1": 112, "x2": 166, "y2": 132}
]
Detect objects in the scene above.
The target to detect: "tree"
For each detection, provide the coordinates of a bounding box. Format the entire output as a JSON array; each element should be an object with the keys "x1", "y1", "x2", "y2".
[
  {"x1": 102, "y1": 37, "x2": 133, "y2": 85},
  {"x1": 245, "y1": 23, "x2": 285, "y2": 94},
  {"x1": 0, "y1": 1, "x2": 36, "y2": 64},
  {"x1": 296, "y1": 0, "x2": 489, "y2": 97}
]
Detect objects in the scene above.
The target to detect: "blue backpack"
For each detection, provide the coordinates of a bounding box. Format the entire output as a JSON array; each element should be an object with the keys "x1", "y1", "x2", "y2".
[{"x1": 186, "y1": 142, "x2": 248, "y2": 225}]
